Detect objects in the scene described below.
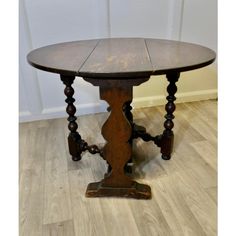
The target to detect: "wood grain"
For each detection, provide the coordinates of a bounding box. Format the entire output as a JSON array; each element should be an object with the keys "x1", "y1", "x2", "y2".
[
  {"x1": 42, "y1": 220, "x2": 75, "y2": 236},
  {"x1": 27, "y1": 39, "x2": 99, "y2": 75},
  {"x1": 19, "y1": 123, "x2": 47, "y2": 236},
  {"x1": 190, "y1": 140, "x2": 217, "y2": 171},
  {"x1": 27, "y1": 38, "x2": 216, "y2": 78},
  {"x1": 84, "y1": 78, "x2": 151, "y2": 198},
  {"x1": 145, "y1": 38, "x2": 216, "y2": 75},
  {"x1": 42, "y1": 119, "x2": 73, "y2": 224},
  {"x1": 80, "y1": 38, "x2": 153, "y2": 78},
  {"x1": 152, "y1": 173, "x2": 211, "y2": 236},
  {"x1": 19, "y1": 100, "x2": 217, "y2": 236},
  {"x1": 68, "y1": 163, "x2": 108, "y2": 236}
]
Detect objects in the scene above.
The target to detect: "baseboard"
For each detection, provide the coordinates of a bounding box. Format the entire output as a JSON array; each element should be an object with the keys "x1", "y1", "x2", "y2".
[
  {"x1": 19, "y1": 111, "x2": 32, "y2": 122},
  {"x1": 132, "y1": 89, "x2": 217, "y2": 108},
  {"x1": 19, "y1": 102, "x2": 107, "y2": 123},
  {"x1": 19, "y1": 89, "x2": 217, "y2": 123}
]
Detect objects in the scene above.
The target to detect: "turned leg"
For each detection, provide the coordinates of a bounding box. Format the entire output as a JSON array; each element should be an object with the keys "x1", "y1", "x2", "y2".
[
  {"x1": 60, "y1": 75, "x2": 104, "y2": 161},
  {"x1": 60, "y1": 75, "x2": 86, "y2": 161},
  {"x1": 161, "y1": 72, "x2": 180, "y2": 160}
]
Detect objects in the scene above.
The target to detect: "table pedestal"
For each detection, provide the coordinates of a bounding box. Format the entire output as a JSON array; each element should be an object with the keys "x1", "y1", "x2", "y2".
[
  {"x1": 84, "y1": 78, "x2": 151, "y2": 199},
  {"x1": 60, "y1": 72, "x2": 180, "y2": 199}
]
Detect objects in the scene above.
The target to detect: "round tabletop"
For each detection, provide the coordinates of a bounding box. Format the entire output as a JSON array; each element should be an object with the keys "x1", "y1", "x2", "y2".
[{"x1": 27, "y1": 38, "x2": 216, "y2": 78}]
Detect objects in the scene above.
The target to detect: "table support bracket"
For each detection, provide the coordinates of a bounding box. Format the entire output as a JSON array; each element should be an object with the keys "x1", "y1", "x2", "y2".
[{"x1": 132, "y1": 123, "x2": 162, "y2": 146}]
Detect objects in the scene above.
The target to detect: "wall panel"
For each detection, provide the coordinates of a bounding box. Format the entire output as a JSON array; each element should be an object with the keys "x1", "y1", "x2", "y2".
[
  {"x1": 19, "y1": 0, "x2": 217, "y2": 122},
  {"x1": 109, "y1": 0, "x2": 170, "y2": 38}
]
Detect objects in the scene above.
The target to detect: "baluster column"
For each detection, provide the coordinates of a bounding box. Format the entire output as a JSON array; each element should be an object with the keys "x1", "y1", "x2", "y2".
[{"x1": 161, "y1": 72, "x2": 180, "y2": 160}]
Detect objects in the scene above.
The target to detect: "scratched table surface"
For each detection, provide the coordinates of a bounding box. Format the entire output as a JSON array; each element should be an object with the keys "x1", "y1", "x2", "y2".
[{"x1": 27, "y1": 38, "x2": 216, "y2": 78}]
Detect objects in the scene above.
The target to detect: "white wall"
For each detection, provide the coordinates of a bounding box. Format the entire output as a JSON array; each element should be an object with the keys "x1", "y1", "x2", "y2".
[{"x1": 19, "y1": 0, "x2": 217, "y2": 122}]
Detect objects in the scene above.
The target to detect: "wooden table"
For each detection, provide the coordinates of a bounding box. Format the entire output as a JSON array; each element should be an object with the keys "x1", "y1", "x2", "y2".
[{"x1": 27, "y1": 38, "x2": 216, "y2": 199}]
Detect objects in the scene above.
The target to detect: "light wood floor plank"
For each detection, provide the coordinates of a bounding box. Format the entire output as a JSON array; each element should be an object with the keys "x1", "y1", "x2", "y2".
[
  {"x1": 19, "y1": 126, "x2": 46, "y2": 236},
  {"x1": 174, "y1": 143, "x2": 217, "y2": 189},
  {"x1": 68, "y1": 155, "x2": 108, "y2": 236},
  {"x1": 19, "y1": 100, "x2": 217, "y2": 236},
  {"x1": 177, "y1": 103, "x2": 217, "y2": 144},
  {"x1": 42, "y1": 220, "x2": 75, "y2": 236},
  {"x1": 43, "y1": 119, "x2": 73, "y2": 224},
  {"x1": 176, "y1": 170, "x2": 217, "y2": 236},
  {"x1": 205, "y1": 186, "x2": 217, "y2": 204},
  {"x1": 152, "y1": 174, "x2": 207, "y2": 236},
  {"x1": 128, "y1": 193, "x2": 173, "y2": 236},
  {"x1": 92, "y1": 158, "x2": 141, "y2": 236},
  {"x1": 99, "y1": 198, "x2": 141, "y2": 236},
  {"x1": 190, "y1": 140, "x2": 217, "y2": 171}
]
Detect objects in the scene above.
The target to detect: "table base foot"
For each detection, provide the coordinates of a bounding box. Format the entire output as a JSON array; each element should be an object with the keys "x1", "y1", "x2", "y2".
[
  {"x1": 161, "y1": 154, "x2": 171, "y2": 160},
  {"x1": 85, "y1": 181, "x2": 151, "y2": 199}
]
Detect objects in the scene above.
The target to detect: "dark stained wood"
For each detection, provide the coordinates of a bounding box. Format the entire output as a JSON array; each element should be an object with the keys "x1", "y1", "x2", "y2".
[
  {"x1": 85, "y1": 78, "x2": 151, "y2": 199},
  {"x1": 60, "y1": 75, "x2": 83, "y2": 161},
  {"x1": 100, "y1": 85, "x2": 133, "y2": 187},
  {"x1": 160, "y1": 72, "x2": 180, "y2": 160},
  {"x1": 60, "y1": 75, "x2": 103, "y2": 161},
  {"x1": 86, "y1": 181, "x2": 151, "y2": 199},
  {"x1": 27, "y1": 38, "x2": 216, "y2": 78},
  {"x1": 27, "y1": 39, "x2": 99, "y2": 75},
  {"x1": 106, "y1": 101, "x2": 134, "y2": 175},
  {"x1": 145, "y1": 38, "x2": 216, "y2": 74},
  {"x1": 126, "y1": 72, "x2": 180, "y2": 161},
  {"x1": 123, "y1": 101, "x2": 133, "y2": 173},
  {"x1": 132, "y1": 123, "x2": 162, "y2": 146},
  {"x1": 79, "y1": 38, "x2": 153, "y2": 78}
]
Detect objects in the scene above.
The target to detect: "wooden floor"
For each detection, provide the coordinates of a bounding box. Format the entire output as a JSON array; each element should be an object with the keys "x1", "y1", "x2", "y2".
[{"x1": 19, "y1": 100, "x2": 217, "y2": 236}]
